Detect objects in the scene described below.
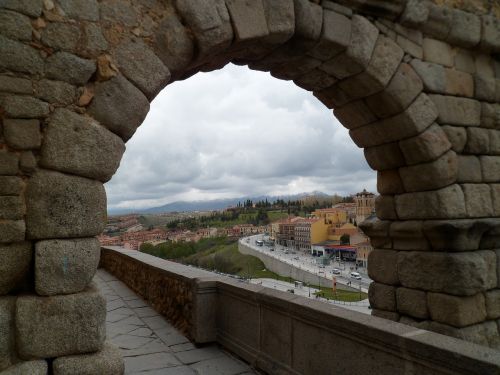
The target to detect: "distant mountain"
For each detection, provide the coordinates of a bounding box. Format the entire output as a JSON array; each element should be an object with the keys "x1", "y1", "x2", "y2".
[{"x1": 107, "y1": 191, "x2": 338, "y2": 215}]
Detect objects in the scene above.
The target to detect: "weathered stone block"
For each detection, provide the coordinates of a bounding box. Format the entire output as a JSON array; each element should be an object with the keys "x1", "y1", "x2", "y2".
[
  {"x1": 480, "y1": 15, "x2": 500, "y2": 52},
  {"x1": 114, "y1": 38, "x2": 171, "y2": 100},
  {"x1": 476, "y1": 54, "x2": 495, "y2": 78},
  {"x1": 490, "y1": 129, "x2": 500, "y2": 155},
  {"x1": 45, "y1": 52, "x2": 96, "y2": 86},
  {"x1": 365, "y1": 63, "x2": 423, "y2": 119},
  {"x1": 0, "y1": 297, "x2": 15, "y2": 371},
  {"x1": 58, "y1": 0, "x2": 99, "y2": 21},
  {"x1": 1, "y1": 96, "x2": 49, "y2": 119},
  {"x1": 423, "y1": 219, "x2": 494, "y2": 252},
  {"x1": 16, "y1": 286, "x2": 106, "y2": 359},
  {"x1": 0, "y1": 35, "x2": 43, "y2": 75},
  {"x1": 422, "y1": 38, "x2": 453, "y2": 67},
  {"x1": 442, "y1": 125, "x2": 467, "y2": 153},
  {"x1": 35, "y1": 238, "x2": 100, "y2": 296},
  {"x1": 395, "y1": 184, "x2": 466, "y2": 220},
  {"x1": 461, "y1": 184, "x2": 493, "y2": 218},
  {"x1": 320, "y1": 15, "x2": 378, "y2": 79},
  {"x1": 445, "y1": 68, "x2": 474, "y2": 98},
  {"x1": 36, "y1": 79, "x2": 76, "y2": 106},
  {"x1": 390, "y1": 220, "x2": 430, "y2": 251},
  {"x1": 1, "y1": 361, "x2": 47, "y2": 375},
  {"x1": 307, "y1": 9, "x2": 350, "y2": 62},
  {"x1": 396, "y1": 287, "x2": 428, "y2": 319},
  {"x1": 447, "y1": 9, "x2": 481, "y2": 48},
  {"x1": 82, "y1": 23, "x2": 108, "y2": 56},
  {"x1": 427, "y1": 292, "x2": 486, "y2": 328},
  {"x1": 0, "y1": 75, "x2": 32, "y2": 95},
  {"x1": 457, "y1": 155, "x2": 482, "y2": 183},
  {"x1": 0, "y1": 151, "x2": 18, "y2": 176},
  {"x1": 3, "y1": 119, "x2": 41, "y2": 150},
  {"x1": 395, "y1": 35, "x2": 423, "y2": 59},
  {"x1": 40, "y1": 109, "x2": 125, "y2": 182},
  {"x1": 26, "y1": 170, "x2": 106, "y2": 239},
  {"x1": 19, "y1": 151, "x2": 35, "y2": 175},
  {"x1": 338, "y1": 36, "x2": 404, "y2": 100},
  {"x1": 175, "y1": 0, "x2": 233, "y2": 59},
  {"x1": 399, "y1": 150, "x2": 457, "y2": 192},
  {"x1": 358, "y1": 217, "x2": 392, "y2": 248},
  {"x1": 154, "y1": 12, "x2": 194, "y2": 75},
  {"x1": 410, "y1": 59, "x2": 445, "y2": 94},
  {"x1": 0, "y1": 196, "x2": 23, "y2": 220},
  {"x1": 485, "y1": 290, "x2": 500, "y2": 319},
  {"x1": 261, "y1": 0, "x2": 294, "y2": 45},
  {"x1": 53, "y1": 342, "x2": 123, "y2": 375},
  {"x1": 428, "y1": 320, "x2": 499, "y2": 349},
  {"x1": 364, "y1": 142, "x2": 405, "y2": 171},
  {"x1": 293, "y1": 68, "x2": 336, "y2": 91},
  {"x1": 99, "y1": 0, "x2": 138, "y2": 27},
  {"x1": 87, "y1": 75, "x2": 150, "y2": 141},
  {"x1": 492, "y1": 185, "x2": 500, "y2": 217},
  {"x1": 367, "y1": 249, "x2": 399, "y2": 285},
  {"x1": 377, "y1": 170, "x2": 404, "y2": 195},
  {"x1": 454, "y1": 49, "x2": 475, "y2": 74},
  {"x1": 399, "y1": 123, "x2": 451, "y2": 165},
  {"x1": 350, "y1": 93, "x2": 437, "y2": 148},
  {"x1": 480, "y1": 156, "x2": 500, "y2": 182},
  {"x1": 369, "y1": 282, "x2": 396, "y2": 311},
  {"x1": 400, "y1": 0, "x2": 429, "y2": 27},
  {"x1": 375, "y1": 195, "x2": 397, "y2": 220},
  {"x1": 398, "y1": 250, "x2": 497, "y2": 296},
  {"x1": 0, "y1": 221, "x2": 25, "y2": 243},
  {"x1": 333, "y1": 100, "x2": 377, "y2": 130},
  {"x1": 41, "y1": 22, "x2": 80, "y2": 52},
  {"x1": 422, "y1": 4, "x2": 452, "y2": 40},
  {"x1": 0, "y1": 9, "x2": 32, "y2": 41},
  {"x1": 226, "y1": 0, "x2": 269, "y2": 42},
  {"x1": 270, "y1": 55, "x2": 320, "y2": 80},
  {"x1": 0, "y1": 0, "x2": 42, "y2": 17},
  {"x1": 480, "y1": 99, "x2": 496, "y2": 128},
  {"x1": 429, "y1": 94, "x2": 481, "y2": 127},
  {"x1": 0, "y1": 242, "x2": 31, "y2": 295},
  {"x1": 475, "y1": 74, "x2": 497, "y2": 102},
  {"x1": 0, "y1": 176, "x2": 21, "y2": 195}
]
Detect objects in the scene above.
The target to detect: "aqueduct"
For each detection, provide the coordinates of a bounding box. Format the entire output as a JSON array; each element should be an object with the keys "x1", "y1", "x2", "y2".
[{"x1": 1, "y1": 0, "x2": 500, "y2": 373}]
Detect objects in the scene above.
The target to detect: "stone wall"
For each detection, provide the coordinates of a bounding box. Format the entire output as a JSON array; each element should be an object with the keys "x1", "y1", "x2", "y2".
[{"x1": 0, "y1": 0, "x2": 499, "y2": 371}]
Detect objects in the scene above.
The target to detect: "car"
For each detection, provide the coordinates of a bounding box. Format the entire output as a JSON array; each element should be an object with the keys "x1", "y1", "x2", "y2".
[
  {"x1": 293, "y1": 256, "x2": 299, "y2": 260},
  {"x1": 331, "y1": 268, "x2": 341, "y2": 275},
  {"x1": 350, "y1": 272, "x2": 362, "y2": 280},
  {"x1": 318, "y1": 264, "x2": 325, "y2": 268},
  {"x1": 284, "y1": 250, "x2": 289, "y2": 254}
]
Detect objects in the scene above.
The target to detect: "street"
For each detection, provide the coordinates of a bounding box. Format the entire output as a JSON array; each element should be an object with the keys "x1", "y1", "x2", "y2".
[{"x1": 240, "y1": 234, "x2": 372, "y2": 293}]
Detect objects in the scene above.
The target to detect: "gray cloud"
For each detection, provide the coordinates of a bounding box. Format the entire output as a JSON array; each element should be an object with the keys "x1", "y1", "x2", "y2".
[{"x1": 105, "y1": 64, "x2": 376, "y2": 210}]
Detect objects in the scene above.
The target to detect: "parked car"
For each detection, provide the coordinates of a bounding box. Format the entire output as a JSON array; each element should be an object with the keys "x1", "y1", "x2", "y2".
[
  {"x1": 331, "y1": 268, "x2": 341, "y2": 275},
  {"x1": 350, "y1": 272, "x2": 362, "y2": 280}
]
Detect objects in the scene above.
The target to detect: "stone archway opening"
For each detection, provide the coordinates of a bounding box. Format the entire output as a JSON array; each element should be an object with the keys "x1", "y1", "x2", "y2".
[{"x1": 1, "y1": 0, "x2": 500, "y2": 372}]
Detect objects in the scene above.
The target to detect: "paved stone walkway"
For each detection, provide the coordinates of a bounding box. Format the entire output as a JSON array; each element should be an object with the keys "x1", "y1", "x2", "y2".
[{"x1": 95, "y1": 269, "x2": 259, "y2": 375}]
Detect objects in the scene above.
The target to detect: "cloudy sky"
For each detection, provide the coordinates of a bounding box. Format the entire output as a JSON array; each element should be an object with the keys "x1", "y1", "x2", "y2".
[{"x1": 105, "y1": 64, "x2": 376, "y2": 210}]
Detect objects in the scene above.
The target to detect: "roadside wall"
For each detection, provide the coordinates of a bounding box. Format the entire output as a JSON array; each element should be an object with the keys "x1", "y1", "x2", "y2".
[{"x1": 238, "y1": 242, "x2": 353, "y2": 290}]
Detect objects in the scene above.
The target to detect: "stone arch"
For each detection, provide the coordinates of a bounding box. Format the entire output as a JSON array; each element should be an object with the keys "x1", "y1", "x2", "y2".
[{"x1": 1, "y1": 0, "x2": 500, "y2": 370}]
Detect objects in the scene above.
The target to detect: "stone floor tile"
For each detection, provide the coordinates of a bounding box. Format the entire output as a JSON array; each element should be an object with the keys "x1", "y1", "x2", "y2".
[
  {"x1": 128, "y1": 327, "x2": 155, "y2": 338},
  {"x1": 126, "y1": 298, "x2": 149, "y2": 308},
  {"x1": 123, "y1": 352, "x2": 181, "y2": 373},
  {"x1": 189, "y1": 355, "x2": 251, "y2": 375},
  {"x1": 142, "y1": 315, "x2": 172, "y2": 330},
  {"x1": 170, "y1": 342, "x2": 196, "y2": 353},
  {"x1": 107, "y1": 298, "x2": 127, "y2": 311},
  {"x1": 118, "y1": 315, "x2": 146, "y2": 326},
  {"x1": 121, "y1": 339, "x2": 171, "y2": 357},
  {"x1": 135, "y1": 365, "x2": 198, "y2": 374},
  {"x1": 107, "y1": 323, "x2": 139, "y2": 338},
  {"x1": 112, "y1": 334, "x2": 155, "y2": 350},
  {"x1": 97, "y1": 268, "x2": 118, "y2": 281},
  {"x1": 134, "y1": 306, "x2": 158, "y2": 318},
  {"x1": 106, "y1": 312, "x2": 132, "y2": 323},
  {"x1": 155, "y1": 328, "x2": 190, "y2": 346},
  {"x1": 174, "y1": 345, "x2": 225, "y2": 365}
]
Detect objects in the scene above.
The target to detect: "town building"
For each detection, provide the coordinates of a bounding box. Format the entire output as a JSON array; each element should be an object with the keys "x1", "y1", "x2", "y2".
[{"x1": 354, "y1": 189, "x2": 376, "y2": 225}]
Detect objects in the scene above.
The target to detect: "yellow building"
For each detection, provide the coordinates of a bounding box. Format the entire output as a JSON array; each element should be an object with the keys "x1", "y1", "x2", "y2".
[
  {"x1": 312, "y1": 208, "x2": 347, "y2": 227},
  {"x1": 294, "y1": 218, "x2": 330, "y2": 251}
]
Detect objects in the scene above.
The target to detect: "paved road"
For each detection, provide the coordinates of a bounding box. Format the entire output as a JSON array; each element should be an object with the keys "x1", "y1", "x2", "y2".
[
  {"x1": 241, "y1": 235, "x2": 372, "y2": 293},
  {"x1": 95, "y1": 269, "x2": 259, "y2": 375}
]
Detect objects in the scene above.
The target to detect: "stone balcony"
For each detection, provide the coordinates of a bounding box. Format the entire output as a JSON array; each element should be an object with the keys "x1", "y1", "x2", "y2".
[{"x1": 99, "y1": 247, "x2": 500, "y2": 375}]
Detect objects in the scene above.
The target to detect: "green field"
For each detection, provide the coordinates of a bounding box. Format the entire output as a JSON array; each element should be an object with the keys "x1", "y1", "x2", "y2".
[{"x1": 315, "y1": 288, "x2": 367, "y2": 302}]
